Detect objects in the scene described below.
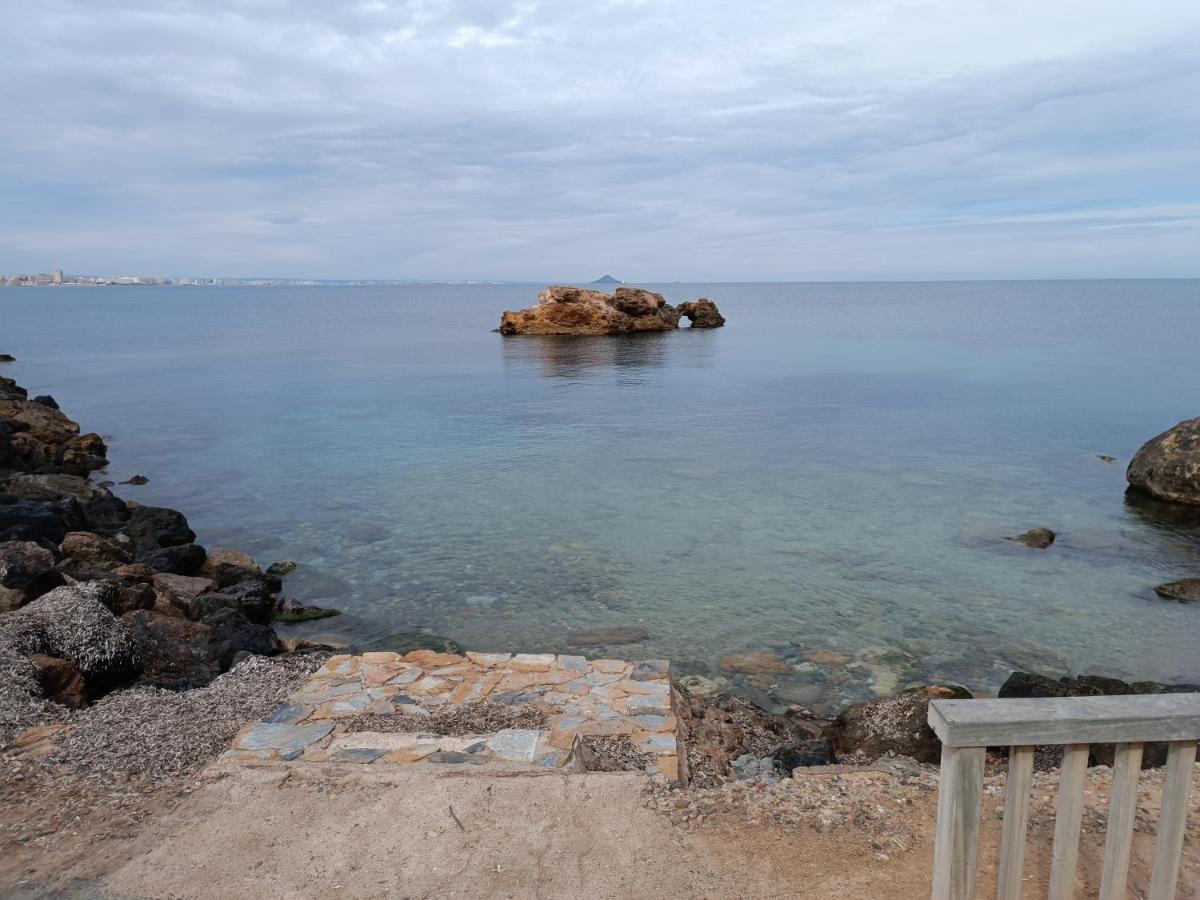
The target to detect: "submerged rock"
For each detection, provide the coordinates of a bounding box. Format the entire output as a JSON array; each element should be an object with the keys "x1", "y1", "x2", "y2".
[
  {"x1": 1126, "y1": 417, "x2": 1200, "y2": 505},
  {"x1": 1010, "y1": 527, "x2": 1055, "y2": 549},
  {"x1": 1154, "y1": 578, "x2": 1200, "y2": 602},
  {"x1": 566, "y1": 625, "x2": 648, "y2": 646}
]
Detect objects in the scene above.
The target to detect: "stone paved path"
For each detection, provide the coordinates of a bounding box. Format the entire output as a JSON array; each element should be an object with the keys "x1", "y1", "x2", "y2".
[{"x1": 222, "y1": 650, "x2": 686, "y2": 783}]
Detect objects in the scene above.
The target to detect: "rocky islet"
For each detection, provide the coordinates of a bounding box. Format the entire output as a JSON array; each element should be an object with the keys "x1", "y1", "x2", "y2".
[{"x1": 498, "y1": 285, "x2": 726, "y2": 335}]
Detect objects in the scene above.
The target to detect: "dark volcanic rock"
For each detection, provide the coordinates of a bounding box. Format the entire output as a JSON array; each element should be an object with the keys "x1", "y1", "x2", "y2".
[
  {"x1": 1001, "y1": 672, "x2": 1102, "y2": 698},
  {"x1": 120, "y1": 505, "x2": 196, "y2": 555},
  {"x1": 0, "y1": 540, "x2": 61, "y2": 611},
  {"x1": 138, "y1": 542, "x2": 207, "y2": 575},
  {"x1": 1000, "y1": 671, "x2": 1199, "y2": 767},
  {"x1": 0, "y1": 495, "x2": 85, "y2": 544},
  {"x1": 1126, "y1": 417, "x2": 1200, "y2": 505},
  {"x1": 0, "y1": 376, "x2": 26, "y2": 400},
  {"x1": 31, "y1": 395, "x2": 59, "y2": 410},
  {"x1": 676, "y1": 299, "x2": 726, "y2": 328},
  {"x1": 201, "y1": 607, "x2": 281, "y2": 665},
  {"x1": 1154, "y1": 578, "x2": 1200, "y2": 602},
  {"x1": 1011, "y1": 527, "x2": 1056, "y2": 549},
  {"x1": 122, "y1": 609, "x2": 224, "y2": 689},
  {"x1": 189, "y1": 577, "x2": 274, "y2": 625},
  {"x1": 2, "y1": 473, "x2": 128, "y2": 530}
]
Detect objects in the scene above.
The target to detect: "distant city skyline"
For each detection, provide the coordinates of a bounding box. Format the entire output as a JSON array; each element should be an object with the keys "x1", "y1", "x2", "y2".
[{"x1": 2, "y1": 1, "x2": 1198, "y2": 281}]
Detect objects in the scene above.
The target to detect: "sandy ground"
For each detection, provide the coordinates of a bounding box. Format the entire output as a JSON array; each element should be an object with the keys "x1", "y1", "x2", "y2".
[{"x1": 2, "y1": 760, "x2": 1196, "y2": 900}]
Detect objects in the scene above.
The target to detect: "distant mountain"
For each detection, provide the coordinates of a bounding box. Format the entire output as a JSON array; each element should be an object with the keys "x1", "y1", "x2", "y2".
[{"x1": 589, "y1": 274, "x2": 622, "y2": 284}]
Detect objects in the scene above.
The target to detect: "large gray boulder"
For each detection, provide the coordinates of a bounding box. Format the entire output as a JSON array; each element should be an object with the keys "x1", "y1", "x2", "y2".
[{"x1": 1127, "y1": 417, "x2": 1200, "y2": 505}]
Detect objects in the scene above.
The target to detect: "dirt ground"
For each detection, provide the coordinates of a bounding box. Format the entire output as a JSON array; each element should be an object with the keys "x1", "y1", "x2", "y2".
[{"x1": 1, "y1": 761, "x2": 1196, "y2": 900}]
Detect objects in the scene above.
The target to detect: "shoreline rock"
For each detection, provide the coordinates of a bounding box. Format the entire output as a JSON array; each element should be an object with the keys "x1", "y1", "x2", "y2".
[
  {"x1": 0, "y1": 374, "x2": 327, "y2": 738},
  {"x1": 498, "y1": 285, "x2": 725, "y2": 335},
  {"x1": 1126, "y1": 417, "x2": 1200, "y2": 505}
]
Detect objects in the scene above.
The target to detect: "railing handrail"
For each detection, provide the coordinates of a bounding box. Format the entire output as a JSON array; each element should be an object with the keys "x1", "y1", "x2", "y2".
[
  {"x1": 929, "y1": 693, "x2": 1200, "y2": 748},
  {"x1": 927, "y1": 694, "x2": 1199, "y2": 900}
]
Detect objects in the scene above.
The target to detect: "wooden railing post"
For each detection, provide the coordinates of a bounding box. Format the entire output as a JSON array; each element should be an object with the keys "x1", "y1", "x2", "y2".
[
  {"x1": 1148, "y1": 739, "x2": 1198, "y2": 900},
  {"x1": 994, "y1": 744, "x2": 1034, "y2": 900},
  {"x1": 927, "y1": 694, "x2": 1200, "y2": 900},
  {"x1": 931, "y1": 745, "x2": 985, "y2": 900}
]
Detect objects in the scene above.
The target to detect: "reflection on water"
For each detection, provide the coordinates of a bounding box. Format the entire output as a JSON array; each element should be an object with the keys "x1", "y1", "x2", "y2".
[
  {"x1": 4, "y1": 280, "x2": 1200, "y2": 710},
  {"x1": 501, "y1": 331, "x2": 680, "y2": 379}
]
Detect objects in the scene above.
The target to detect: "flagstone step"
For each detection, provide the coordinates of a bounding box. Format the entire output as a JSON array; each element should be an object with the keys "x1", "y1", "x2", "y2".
[{"x1": 220, "y1": 650, "x2": 687, "y2": 784}]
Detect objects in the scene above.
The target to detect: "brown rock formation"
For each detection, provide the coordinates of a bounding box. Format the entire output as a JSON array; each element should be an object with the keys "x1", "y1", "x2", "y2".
[
  {"x1": 498, "y1": 285, "x2": 725, "y2": 335},
  {"x1": 1126, "y1": 417, "x2": 1200, "y2": 505},
  {"x1": 676, "y1": 299, "x2": 726, "y2": 328}
]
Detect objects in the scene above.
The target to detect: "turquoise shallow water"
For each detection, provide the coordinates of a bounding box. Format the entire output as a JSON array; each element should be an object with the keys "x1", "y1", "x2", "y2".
[{"x1": 3, "y1": 281, "x2": 1199, "y2": 710}]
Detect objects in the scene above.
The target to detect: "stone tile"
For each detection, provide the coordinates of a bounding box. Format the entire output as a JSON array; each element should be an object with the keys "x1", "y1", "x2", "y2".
[
  {"x1": 507, "y1": 653, "x2": 556, "y2": 672},
  {"x1": 330, "y1": 694, "x2": 372, "y2": 715},
  {"x1": 381, "y1": 747, "x2": 436, "y2": 764},
  {"x1": 237, "y1": 722, "x2": 333, "y2": 752},
  {"x1": 567, "y1": 672, "x2": 623, "y2": 691},
  {"x1": 295, "y1": 682, "x2": 361, "y2": 703},
  {"x1": 592, "y1": 659, "x2": 628, "y2": 674},
  {"x1": 626, "y1": 695, "x2": 671, "y2": 715},
  {"x1": 361, "y1": 651, "x2": 400, "y2": 664},
  {"x1": 429, "y1": 663, "x2": 475, "y2": 676},
  {"x1": 495, "y1": 673, "x2": 539, "y2": 692},
  {"x1": 554, "y1": 655, "x2": 589, "y2": 671},
  {"x1": 620, "y1": 679, "x2": 670, "y2": 697},
  {"x1": 400, "y1": 650, "x2": 464, "y2": 668},
  {"x1": 631, "y1": 714, "x2": 673, "y2": 731},
  {"x1": 331, "y1": 733, "x2": 421, "y2": 751},
  {"x1": 329, "y1": 747, "x2": 386, "y2": 763},
  {"x1": 411, "y1": 675, "x2": 450, "y2": 695},
  {"x1": 630, "y1": 659, "x2": 670, "y2": 681},
  {"x1": 318, "y1": 656, "x2": 360, "y2": 676},
  {"x1": 387, "y1": 667, "x2": 423, "y2": 686},
  {"x1": 634, "y1": 733, "x2": 676, "y2": 754},
  {"x1": 465, "y1": 651, "x2": 512, "y2": 668},
  {"x1": 261, "y1": 702, "x2": 308, "y2": 724},
  {"x1": 487, "y1": 729, "x2": 541, "y2": 762},
  {"x1": 427, "y1": 751, "x2": 490, "y2": 765}
]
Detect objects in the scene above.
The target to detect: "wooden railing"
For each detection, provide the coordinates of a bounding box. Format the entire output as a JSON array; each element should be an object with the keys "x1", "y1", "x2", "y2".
[{"x1": 927, "y1": 694, "x2": 1200, "y2": 900}]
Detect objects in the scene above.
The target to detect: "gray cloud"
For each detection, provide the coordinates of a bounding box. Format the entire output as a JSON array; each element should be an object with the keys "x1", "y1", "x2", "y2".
[{"x1": 1, "y1": 0, "x2": 1198, "y2": 279}]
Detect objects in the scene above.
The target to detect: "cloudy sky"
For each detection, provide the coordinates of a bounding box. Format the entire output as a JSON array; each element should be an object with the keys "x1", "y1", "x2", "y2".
[{"x1": 2, "y1": 0, "x2": 1198, "y2": 281}]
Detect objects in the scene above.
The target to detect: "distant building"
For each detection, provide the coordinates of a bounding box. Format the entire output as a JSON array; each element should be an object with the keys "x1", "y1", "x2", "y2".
[{"x1": 51, "y1": 267, "x2": 64, "y2": 284}]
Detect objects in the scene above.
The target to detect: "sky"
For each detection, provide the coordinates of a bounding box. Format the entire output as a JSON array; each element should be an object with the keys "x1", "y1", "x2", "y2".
[{"x1": 1, "y1": 0, "x2": 1198, "y2": 281}]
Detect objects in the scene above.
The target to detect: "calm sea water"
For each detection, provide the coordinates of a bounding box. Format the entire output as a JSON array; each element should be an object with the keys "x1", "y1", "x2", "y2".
[{"x1": 4, "y1": 281, "x2": 1199, "y2": 710}]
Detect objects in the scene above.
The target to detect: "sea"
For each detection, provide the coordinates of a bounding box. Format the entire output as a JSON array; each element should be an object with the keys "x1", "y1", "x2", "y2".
[{"x1": 4, "y1": 280, "x2": 1198, "y2": 711}]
